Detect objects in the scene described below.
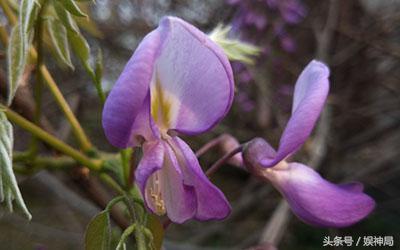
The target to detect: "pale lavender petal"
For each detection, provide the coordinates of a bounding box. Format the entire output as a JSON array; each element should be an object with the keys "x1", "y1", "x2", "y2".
[
  {"x1": 135, "y1": 140, "x2": 164, "y2": 213},
  {"x1": 155, "y1": 17, "x2": 234, "y2": 135},
  {"x1": 263, "y1": 60, "x2": 330, "y2": 167},
  {"x1": 267, "y1": 162, "x2": 375, "y2": 227},
  {"x1": 172, "y1": 137, "x2": 231, "y2": 220},
  {"x1": 102, "y1": 28, "x2": 164, "y2": 148},
  {"x1": 162, "y1": 141, "x2": 196, "y2": 223}
]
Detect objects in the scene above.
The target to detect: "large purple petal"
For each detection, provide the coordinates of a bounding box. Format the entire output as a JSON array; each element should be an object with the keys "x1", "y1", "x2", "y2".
[
  {"x1": 102, "y1": 28, "x2": 165, "y2": 148},
  {"x1": 162, "y1": 141, "x2": 196, "y2": 223},
  {"x1": 171, "y1": 137, "x2": 231, "y2": 220},
  {"x1": 263, "y1": 60, "x2": 330, "y2": 167},
  {"x1": 155, "y1": 17, "x2": 234, "y2": 135},
  {"x1": 266, "y1": 162, "x2": 375, "y2": 227}
]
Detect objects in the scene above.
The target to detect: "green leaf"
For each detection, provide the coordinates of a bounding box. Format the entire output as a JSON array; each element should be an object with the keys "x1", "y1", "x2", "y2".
[
  {"x1": 68, "y1": 30, "x2": 103, "y2": 98},
  {"x1": 53, "y1": 1, "x2": 80, "y2": 34},
  {"x1": 20, "y1": 0, "x2": 40, "y2": 40},
  {"x1": 0, "y1": 111, "x2": 32, "y2": 219},
  {"x1": 45, "y1": 18, "x2": 74, "y2": 69},
  {"x1": 7, "y1": 25, "x2": 27, "y2": 105},
  {"x1": 68, "y1": 29, "x2": 92, "y2": 72},
  {"x1": 57, "y1": 0, "x2": 88, "y2": 17},
  {"x1": 85, "y1": 210, "x2": 111, "y2": 250},
  {"x1": 7, "y1": 0, "x2": 40, "y2": 105},
  {"x1": 116, "y1": 224, "x2": 136, "y2": 250}
]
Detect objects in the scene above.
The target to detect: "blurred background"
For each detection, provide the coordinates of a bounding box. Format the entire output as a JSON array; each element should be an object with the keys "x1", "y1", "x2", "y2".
[{"x1": 0, "y1": 0, "x2": 399, "y2": 249}]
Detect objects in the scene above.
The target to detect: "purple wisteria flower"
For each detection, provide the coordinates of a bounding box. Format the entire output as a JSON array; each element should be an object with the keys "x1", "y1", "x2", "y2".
[
  {"x1": 243, "y1": 60, "x2": 375, "y2": 227},
  {"x1": 102, "y1": 17, "x2": 233, "y2": 223}
]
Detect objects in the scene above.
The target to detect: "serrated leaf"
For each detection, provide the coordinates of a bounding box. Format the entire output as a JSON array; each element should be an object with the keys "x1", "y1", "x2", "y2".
[
  {"x1": 0, "y1": 111, "x2": 31, "y2": 219},
  {"x1": 7, "y1": 25, "x2": 27, "y2": 105},
  {"x1": 85, "y1": 210, "x2": 111, "y2": 250},
  {"x1": 45, "y1": 18, "x2": 74, "y2": 69},
  {"x1": 57, "y1": 0, "x2": 88, "y2": 17},
  {"x1": 53, "y1": 1, "x2": 80, "y2": 34}
]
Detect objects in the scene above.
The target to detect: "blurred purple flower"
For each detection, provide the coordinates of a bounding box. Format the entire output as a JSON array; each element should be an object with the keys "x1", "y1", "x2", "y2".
[
  {"x1": 226, "y1": 0, "x2": 307, "y2": 112},
  {"x1": 243, "y1": 60, "x2": 375, "y2": 227},
  {"x1": 280, "y1": 34, "x2": 296, "y2": 52},
  {"x1": 102, "y1": 17, "x2": 233, "y2": 223},
  {"x1": 278, "y1": 0, "x2": 307, "y2": 24}
]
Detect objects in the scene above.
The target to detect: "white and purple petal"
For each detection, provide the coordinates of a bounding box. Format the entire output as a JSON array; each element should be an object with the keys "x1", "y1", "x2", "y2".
[
  {"x1": 135, "y1": 140, "x2": 165, "y2": 213},
  {"x1": 154, "y1": 17, "x2": 234, "y2": 135},
  {"x1": 161, "y1": 142, "x2": 196, "y2": 223},
  {"x1": 135, "y1": 140, "x2": 196, "y2": 222},
  {"x1": 266, "y1": 162, "x2": 375, "y2": 227}
]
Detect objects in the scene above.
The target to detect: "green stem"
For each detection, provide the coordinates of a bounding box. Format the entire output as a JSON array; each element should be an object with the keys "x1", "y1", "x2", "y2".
[
  {"x1": 105, "y1": 195, "x2": 125, "y2": 211},
  {"x1": 30, "y1": 6, "x2": 46, "y2": 157},
  {"x1": 120, "y1": 148, "x2": 133, "y2": 188},
  {"x1": 124, "y1": 193, "x2": 147, "y2": 250},
  {"x1": 99, "y1": 173, "x2": 125, "y2": 194},
  {"x1": 39, "y1": 65, "x2": 92, "y2": 152},
  {"x1": 3, "y1": 107, "x2": 102, "y2": 171},
  {"x1": 0, "y1": 1, "x2": 93, "y2": 153},
  {"x1": 13, "y1": 154, "x2": 77, "y2": 174}
]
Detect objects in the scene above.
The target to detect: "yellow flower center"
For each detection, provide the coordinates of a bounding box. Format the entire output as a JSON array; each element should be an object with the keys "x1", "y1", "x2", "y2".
[
  {"x1": 148, "y1": 171, "x2": 166, "y2": 215},
  {"x1": 150, "y1": 72, "x2": 173, "y2": 136}
]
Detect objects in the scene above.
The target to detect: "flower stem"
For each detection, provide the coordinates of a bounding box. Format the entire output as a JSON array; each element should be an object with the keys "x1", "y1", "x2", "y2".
[
  {"x1": 29, "y1": 6, "x2": 46, "y2": 157},
  {"x1": 99, "y1": 173, "x2": 125, "y2": 195},
  {"x1": 39, "y1": 65, "x2": 92, "y2": 152},
  {"x1": 195, "y1": 136, "x2": 224, "y2": 157},
  {"x1": 3, "y1": 106, "x2": 102, "y2": 171},
  {"x1": 206, "y1": 146, "x2": 243, "y2": 177},
  {"x1": 124, "y1": 193, "x2": 147, "y2": 250}
]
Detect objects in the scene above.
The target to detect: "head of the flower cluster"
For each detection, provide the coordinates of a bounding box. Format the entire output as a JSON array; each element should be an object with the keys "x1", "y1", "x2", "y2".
[
  {"x1": 102, "y1": 16, "x2": 233, "y2": 223},
  {"x1": 242, "y1": 61, "x2": 375, "y2": 227}
]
